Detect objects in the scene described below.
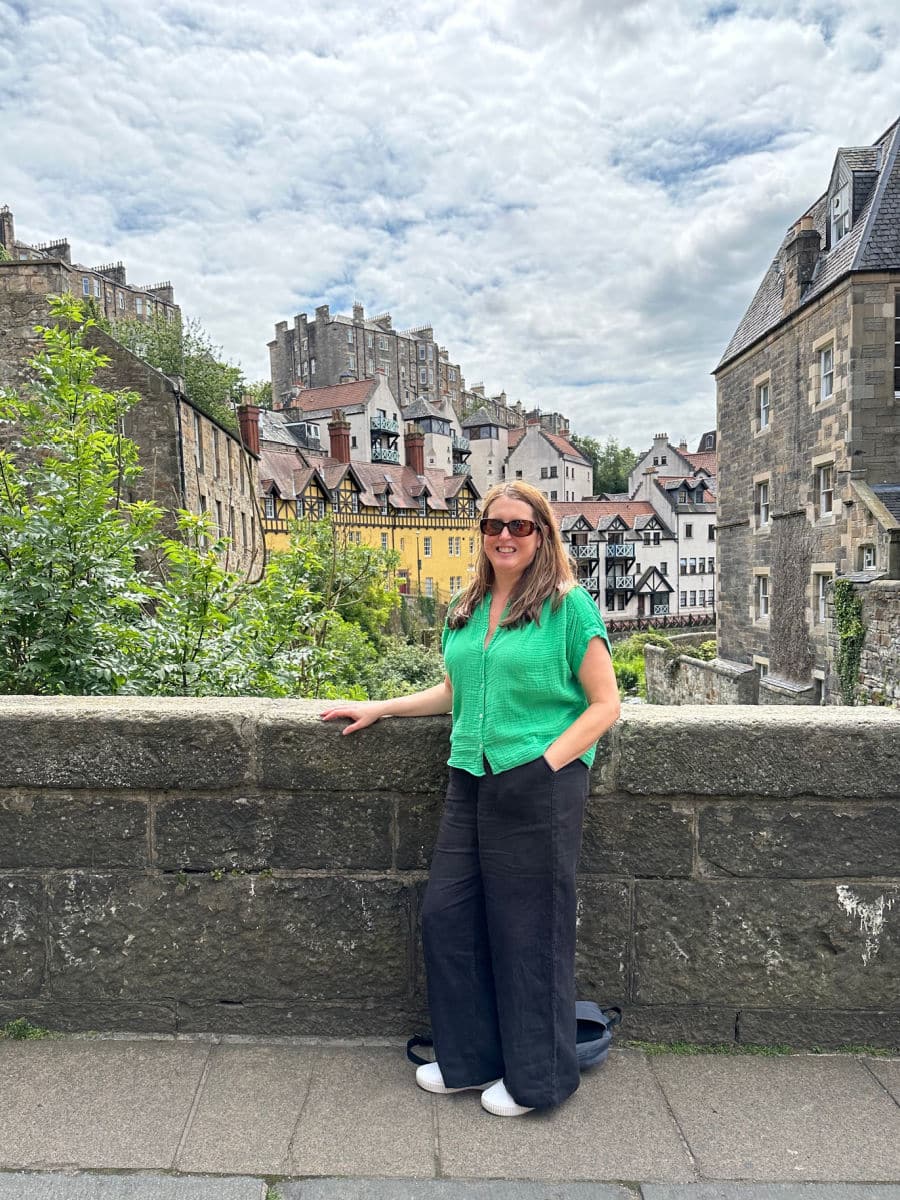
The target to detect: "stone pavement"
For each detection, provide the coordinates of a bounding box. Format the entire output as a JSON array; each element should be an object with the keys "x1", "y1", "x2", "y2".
[{"x1": 0, "y1": 1036, "x2": 897, "y2": 1198}]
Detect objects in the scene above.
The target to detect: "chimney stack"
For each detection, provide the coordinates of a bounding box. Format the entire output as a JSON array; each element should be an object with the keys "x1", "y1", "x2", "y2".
[
  {"x1": 782, "y1": 217, "x2": 821, "y2": 316},
  {"x1": 405, "y1": 424, "x2": 425, "y2": 475},
  {"x1": 238, "y1": 404, "x2": 260, "y2": 456},
  {"x1": 328, "y1": 409, "x2": 352, "y2": 464},
  {"x1": 0, "y1": 205, "x2": 15, "y2": 251}
]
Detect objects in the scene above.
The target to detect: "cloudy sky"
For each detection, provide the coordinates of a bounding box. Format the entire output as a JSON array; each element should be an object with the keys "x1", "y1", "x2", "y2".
[{"x1": 3, "y1": 0, "x2": 900, "y2": 450}]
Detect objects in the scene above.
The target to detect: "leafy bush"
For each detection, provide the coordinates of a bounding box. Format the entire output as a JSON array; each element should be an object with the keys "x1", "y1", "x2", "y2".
[{"x1": 610, "y1": 630, "x2": 674, "y2": 698}]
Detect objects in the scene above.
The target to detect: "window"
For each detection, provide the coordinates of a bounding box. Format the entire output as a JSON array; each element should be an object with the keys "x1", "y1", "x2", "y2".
[
  {"x1": 428, "y1": 368, "x2": 434, "y2": 385},
  {"x1": 117, "y1": 292, "x2": 125, "y2": 310},
  {"x1": 515, "y1": 470, "x2": 523, "y2": 479},
  {"x1": 424, "y1": 577, "x2": 434, "y2": 597},
  {"x1": 653, "y1": 456, "x2": 659, "y2": 466},
  {"x1": 709, "y1": 586, "x2": 715, "y2": 607},
  {"x1": 817, "y1": 463, "x2": 834, "y2": 517},
  {"x1": 660, "y1": 562, "x2": 668, "y2": 576},
  {"x1": 448, "y1": 536, "x2": 455, "y2": 556},
  {"x1": 550, "y1": 491, "x2": 558, "y2": 501},
  {"x1": 378, "y1": 335, "x2": 388, "y2": 351},
  {"x1": 756, "y1": 480, "x2": 770, "y2": 526},
  {"x1": 704, "y1": 434, "x2": 714, "y2": 450},
  {"x1": 426, "y1": 344, "x2": 433, "y2": 361},
  {"x1": 754, "y1": 656, "x2": 769, "y2": 678},
  {"x1": 549, "y1": 466, "x2": 558, "y2": 478},
  {"x1": 814, "y1": 572, "x2": 832, "y2": 623},
  {"x1": 193, "y1": 413, "x2": 204, "y2": 471},
  {"x1": 685, "y1": 523, "x2": 693, "y2": 538},
  {"x1": 860, "y1": 544, "x2": 876, "y2": 569},
  {"x1": 895, "y1": 292, "x2": 900, "y2": 392},
  {"x1": 449, "y1": 368, "x2": 457, "y2": 381},
  {"x1": 469, "y1": 538, "x2": 474, "y2": 554},
  {"x1": 215, "y1": 499, "x2": 223, "y2": 534},
  {"x1": 689, "y1": 557, "x2": 696, "y2": 574},
  {"x1": 241, "y1": 511, "x2": 247, "y2": 547},
  {"x1": 540, "y1": 467, "x2": 548, "y2": 479},
  {"x1": 347, "y1": 328, "x2": 354, "y2": 344},
  {"x1": 94, "y1": 279, "x2": 101, "y2": 298},
  {"x1": 708, "y1": 524, "x2": 716, "y2": 541},
  {"x1": 757, "y1": 382, "x2": 770, "y2": 429},
  {"x1": 689, "y1": 590, "x2": 696, "y2": 607},
  {"x1": 423, "y1": 537, "x2": 432, "y2": 557},
  {"x1": 679, "y1": 557, "x2": 687, "y2": 575},
  {"x1": 653, "y1": 531, "x2": 660, "y2": 545},
  {"x1": 418, "y1": 345, "x2": 426, "y2": 360},
  {"x1": 310, "y1": 357, "x2": 316, "y2": 375},
  {"x1": 698, "y1": 590, "x2": 705, "y2": 606},
  {"x1": 756, "y1": 574, "x2": 770, "y2": 620},
  {"x1": 345, "y1": 355, "x2": 354, "y2": 372},
  {"x1": 454, "y1": 536, "x2": 460, "y2": 555},
  {"x1": 661, "y1": 455, "x2": 667, "y2": 465},
  {"x1": 82, "y1": 276, "x2": 91, "y2": 296},
  {"x1": 709, "y1": 556, "x2": 715, "y2": 573},
  {"x1": 697, "y1": 557, "x2": 705, "y2": 573},
  {"x1": 295, "y1": 498, "x2": 304, "y2": 518},
  {"x1": 381, "y1": 533, "x2": 388, "y2": 550},
  {"x1": 820, "y1": 345, "x2": 834, "y2": 401},
  {"x1": 679, "y1": 591, "x2": 687, "y2": 608},
  {"x1": 213, "y1": 429, "x2": 221, "y2": 477},
  {"x1": 351, "y1": 436, "x2": 357, "y2": 449},
  {"x1": 135, "y1": 297, "x2": 143, "y2": 316},
  {"x1": 831, "y1": 182, "x2": 850, "y2": 245},
  {"x1": 679, "y1": 491, "x2": 687, "y2": 503},
  {"x1": 419, "y1": 366, "x2": 427, "y2": 384},
  {"x1": 264, "y1": 495, "x2": 275, "y2": 519}
]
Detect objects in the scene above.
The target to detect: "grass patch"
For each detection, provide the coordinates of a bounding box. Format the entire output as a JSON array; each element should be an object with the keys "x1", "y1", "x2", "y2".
[
  {"x1": 0, "y1": 1018, "x2": 55, "y2": 1040},
  {"x1": 623, "y1": 1040, "x2": 793, "y2": 1055}
]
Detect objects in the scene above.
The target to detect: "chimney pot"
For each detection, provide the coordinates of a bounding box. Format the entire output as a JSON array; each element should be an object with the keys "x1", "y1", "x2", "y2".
[
  {"x1": 238, "y1": 404, "x2": 261, "y2": 457},
  {"x1": 404, "y1": 425, "x2": 425, "y2": 475},
  {"x1": 328, "y1": 409, "x2": 352, "y2": 464}
]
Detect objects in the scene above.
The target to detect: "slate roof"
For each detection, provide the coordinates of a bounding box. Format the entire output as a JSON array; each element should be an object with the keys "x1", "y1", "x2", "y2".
[
  {"x1": 873, "y1": 485, "x2": 900, "y2": 522},
  {"x1": 718, "y1": 118, "x2": 900, "y2": 369},
  {"x1": 461, "y1": 405, "x2": 508, "y2": 429},
  {"x1": 403, "y1": 398, "x2": 447, "y2": 422}
]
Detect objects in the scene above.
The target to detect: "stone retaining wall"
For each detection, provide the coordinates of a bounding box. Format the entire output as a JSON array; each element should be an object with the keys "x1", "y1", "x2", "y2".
[
  {"x1": 644, "y1": 645, "x2": 758, "y2": 705},
  {"x1": 0, "y1": 697, "x2": 898, "y2": 1049}
]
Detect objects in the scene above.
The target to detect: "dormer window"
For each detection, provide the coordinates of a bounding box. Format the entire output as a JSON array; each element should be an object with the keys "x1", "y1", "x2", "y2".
[{"x1": 831, "y1": 183, "x2": 850, "y2": 246}]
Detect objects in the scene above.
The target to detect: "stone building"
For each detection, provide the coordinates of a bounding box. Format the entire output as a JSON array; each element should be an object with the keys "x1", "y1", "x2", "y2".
[
  {"x1": 0, "y1": 244, "x2": 262, "y2": 579},
  {"x1": 256, "y1": 408, "x2": 481, "y2": 601},
  {"x1": 0, "y1": 205, "x2": 179, "y2": 326},
  {"x1": 714, "y1": 119, "x2": 900, "y2": 704}
]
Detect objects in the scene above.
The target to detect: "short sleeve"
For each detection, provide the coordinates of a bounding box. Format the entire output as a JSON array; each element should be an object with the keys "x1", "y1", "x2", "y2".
[{"x1": 564, "y1": 586, "x2": 612, "y2": 676}]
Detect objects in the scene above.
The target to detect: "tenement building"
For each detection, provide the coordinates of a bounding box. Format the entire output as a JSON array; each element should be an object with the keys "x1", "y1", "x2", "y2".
[{"x1": 715, "y1": 120, "x2": 900, "y2": 704}]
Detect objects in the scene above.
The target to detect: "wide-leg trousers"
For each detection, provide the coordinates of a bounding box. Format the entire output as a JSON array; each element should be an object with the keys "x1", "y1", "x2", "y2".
[{"x1": 421, "y1": 753, "x2": 589, "y2": 1109}]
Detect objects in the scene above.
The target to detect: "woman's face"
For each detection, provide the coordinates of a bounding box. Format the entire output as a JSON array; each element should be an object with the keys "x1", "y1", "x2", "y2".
[{"x1": 482, "y1": 496, "x2": 542, "y2": 581}]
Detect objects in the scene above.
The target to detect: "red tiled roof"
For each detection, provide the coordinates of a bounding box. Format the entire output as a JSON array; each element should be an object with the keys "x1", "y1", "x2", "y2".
[
  {"x1": 507, "y1": 427, "x2": 526, "y2": 450},
  {"x1": 682, "y1": 451, "x2": 717, "y2": 475},
  {"x1": 290, "y1": 379, "x2": 377, "y2": 414},
  {"x1": 549, "y1": 500, "x2": 655, "y2": 528},
  {"x1": 541, "y1": 430, "x2": 590, "y2": 464}
]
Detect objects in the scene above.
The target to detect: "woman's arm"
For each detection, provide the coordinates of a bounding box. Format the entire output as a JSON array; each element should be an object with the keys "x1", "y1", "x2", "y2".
[
  {"x1": 321, "y1": 675, "x2": 453, "y2": 734},
  {"x1": 542, "y1": 638, "x2": 621, "y2": 771}
]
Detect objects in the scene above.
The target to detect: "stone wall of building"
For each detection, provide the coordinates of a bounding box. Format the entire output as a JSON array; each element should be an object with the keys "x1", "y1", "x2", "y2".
[
  {"x1": 0, "y1": 697, "x2": 897, "y2": 1049},
  {"x1": 644, "y1": 645, "x2": 758, "y2": 705},
  {"x1": 824, "y1": 578, "x2": 900, "y2": 706}
]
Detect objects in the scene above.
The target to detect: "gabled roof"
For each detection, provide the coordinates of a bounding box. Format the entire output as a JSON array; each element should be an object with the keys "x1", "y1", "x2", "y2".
[
  {"x1": 718, "y1": 118, "x2": 900, "y2": 369},
  {"x1": 461, "y1": 405, "x2": 507, "y2": 429},
  {"x1": 290, "y1": 379, "x2": 378, "y2": 414},
  {"x1": 682, "y1": 451, "x2": 717, "y2": 475},
  {"x1": 404, "y1": 397, "x2": 448, "y2": 422},
  {"x1": 507, "y1": 426, "x2": 526, "y2": 451},
  {"x1": 872, "y1": 484, "x2": 900, "y2": 521},
  {"x1": 633, "y1": 565, "x2": 674, "y2": 594},
  {"x1": 549, "y1": 500, "x2": 657, "y2": 531}
]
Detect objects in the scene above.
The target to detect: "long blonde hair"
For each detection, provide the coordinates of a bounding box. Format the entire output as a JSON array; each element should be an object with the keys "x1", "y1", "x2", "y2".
[{"x1": 448, "y1": 482, "x2": 575, "y2": 629}]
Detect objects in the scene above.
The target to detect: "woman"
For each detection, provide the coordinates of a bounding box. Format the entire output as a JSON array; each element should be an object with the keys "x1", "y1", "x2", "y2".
[{"x1": 322, "y1": 482, "x2": 620, "y2": 1116}]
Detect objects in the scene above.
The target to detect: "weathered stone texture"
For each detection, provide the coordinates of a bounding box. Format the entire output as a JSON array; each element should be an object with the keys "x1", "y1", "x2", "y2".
[
  {"x1": 825, "y1": 579, "x2": 900, "y2": 706},
  {"x1": 738, "y1": 1006, "x2": 900, "y2": 1049},
  {"x1": 698, "y1": 803, "x2": 900, "y2": 878},
  {"x1": 0, "y1": 698, "x2": 897, "y2": 1047},
  {"x1": 634, "y1": 880, "x2": 899, "y2": 1007},
  {"x1": 644, "y1": 645, "x2": 758, "y2": 705}
]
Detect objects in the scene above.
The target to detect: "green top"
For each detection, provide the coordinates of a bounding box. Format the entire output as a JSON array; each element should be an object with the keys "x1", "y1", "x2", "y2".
[{"x1": 441, "y1": 585, "x2": 612, "y2": 776}]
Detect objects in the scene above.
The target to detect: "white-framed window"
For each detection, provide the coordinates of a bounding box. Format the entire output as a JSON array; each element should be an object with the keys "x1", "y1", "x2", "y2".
[
  {"x1": 424, "y1": 577, "x2": 434, "y2": 597},
  {"x1": 819, "y1": 345, "x2": 834, "y2": 401},
  {"x1": 366, "y1": 332, "x2": 374, "y2": 348},
  {"x1": 756, "y1": 480, "x2": 770, "y2": 527},
  {"x1": 264, "y1": 495, "x2": 275, "y2": 519},
  {"x1": 345, "y1": 355, "x2": 354, "y2": 372},
  {"x1": 860, "y1": 544, "x2": 876, "y2": 569},
  {"x1": 423, "y1": 536, "x2": 432, "y2": 557},
  {"x1": 697, "y1": 557, "x2": 705, "y2": 573},
  {"x1": 418, "y1": 344, "x2": 426, "y2": 360},
  {"x1": 427, "y1": 344, "x2": 433, "y2": 361},
  {"x1": 813, "y1": 571, "x2": 832, "y2": 623},
  {"x1": 295, "y1": 498, "x2": 304, "y2": 518},
  {"x1": 378, "y1": 335, "x2": 388, "y2": 351},
  {"x1": 550, "y1": 490, "x2": 557, "y2": 501},
  {"x1": 449, "y1": 368, "x2": 457, "y2": 381},
  {"x1": 757, "y1": 382, "x2": 770, "y2": 429},
  {"x1": 709, "y1": 556, "x2": 715, "y2": 573},
  {"x1": 679, "y1": 557, "x2": 687, "y2": 575},
  {"x1": 117, "y1": 292, "x2": 125, "y2": 310},
  {"x1": 428, "y1": 368, "x2": 434, "y2": 384},
  {"x1": 135, "y1": 297, "x2": 143, "y2": 315},
  {"x1": 419, "y1": 366, "x2": 427, "y2": 384},
  {"x1": 831, "y1": 183, "x2": 850, "y2": 245},
  {"x1": 754, "y1": 655, "x2": 769, "y2": 678},
  {"x1": 679, "y1": 590, "x2": 687, "y2": 607},
  {"x1": 689, "y1": 557, "x2": 696, "y2": 574},
  {"x1": 381, "y1": 533, "x2": 388, "y2": 550},
  {"x1": 755, "y1": 574, "x2": 770, "y2": 620},
  {"x1": 709, "y1": 586, "x2": 715, "y2": 607},
  {"x1": 660, "y1": 562, "x2": 668, "y2": 575},
  {"x1": 310, "y1": 357, "x2": 316, "y2": 375},
  {"x1": 698, "y1": 589, "x2": 705, "y2": 606},
  {"x1": 817, "y1": 463, "x2": 834, "y2": 517},
  {"x1": 82, "y1": 276, "x2": 91, "y2": 296},
  {"x1": 347, "y1": 328, "x2": 354, "y2": 344},
  {"x1": 689, "y1": 590, "x2": 696, "y2": 607}
]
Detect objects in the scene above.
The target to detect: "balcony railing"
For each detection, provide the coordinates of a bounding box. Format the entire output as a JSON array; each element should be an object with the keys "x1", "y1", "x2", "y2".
[
  {"x1": 452, "y1": 434, "x2": 470, "y2": 451},
  {"x1": 372, "y1": 446, "x2": 401, "y2": 465},
  {"x1": 608, "y1": 575, "x2": 636, "y2": 591},
  {"x1": 570, "y1": 544, "x2": 599, "y2": 560},
  {"x1": 452, "y1": 462, "x2": 471, "y2": 475},
  {"x1": 371, "y1": 415, "x2": 400, "y2": 434},
  {"x1": 606, "y1": 543, "x2": 635, "y2": 559}
]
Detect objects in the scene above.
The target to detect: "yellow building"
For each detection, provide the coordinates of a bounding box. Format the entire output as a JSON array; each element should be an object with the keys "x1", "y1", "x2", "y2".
[{"x1": 255, "y1": 410, "x2": 481, "y2": 603}]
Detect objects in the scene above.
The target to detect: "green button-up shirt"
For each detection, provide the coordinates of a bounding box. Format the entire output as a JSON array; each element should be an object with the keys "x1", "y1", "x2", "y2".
[{"x1": 441, "y1": 585, "x2": 612, "y2": 776}]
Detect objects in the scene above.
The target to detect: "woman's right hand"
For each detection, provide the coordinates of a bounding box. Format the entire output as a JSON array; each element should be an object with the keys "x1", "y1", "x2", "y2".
[{"x1": 320, "y1": 700, "x2": 388, "y2": 734}]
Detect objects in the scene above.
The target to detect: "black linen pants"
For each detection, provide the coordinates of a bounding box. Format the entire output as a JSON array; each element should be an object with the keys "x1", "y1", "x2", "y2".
[{"x1": 421, "y1": 754, "x2": 589, "y2": 1109}]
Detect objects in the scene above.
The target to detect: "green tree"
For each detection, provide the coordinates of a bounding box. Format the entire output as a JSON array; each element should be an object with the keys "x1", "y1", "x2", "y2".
[
  {"x1": 103, "y1": 311, "x2": 243, "y2": 432},
  {"x1": 0, "y1": 296, "x2": 160, "y2": 694},
  {"x1": 245, "y1": 380, "x2": 273, "y2": 408},
  {"x1": 571, "y1": 434, "x2": 637, "y2": 496}
]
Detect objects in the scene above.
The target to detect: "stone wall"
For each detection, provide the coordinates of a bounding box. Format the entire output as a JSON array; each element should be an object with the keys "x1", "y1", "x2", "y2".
[
  {"x1": 0, "y1": 698, "x2": 898, "y2": 1049},
  {"x1": 644, "y1": 645, "x2": 758, "y2": 704},
  {"x1": 825, "y1": 578, "x2": 900, "y2": 706}
]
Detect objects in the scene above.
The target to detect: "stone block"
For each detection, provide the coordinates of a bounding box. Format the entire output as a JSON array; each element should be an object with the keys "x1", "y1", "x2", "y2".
[
  {"x1": 699, "y1": 802, "x2": 900, "y2": 877},
  {"x1": 176, "y1": 998, "x2": 426, "y2": 1036},
  {"x1": 634, "y1": 880, "x2": 899, "y2": 1007},
  {"x1": 738, "y1": 1007, "x2": 900, "y2": 1050},
  {"x1": 48, "y1": 873, "x2": 413, "y2": 1004},
  {"x1": 258, "y1": 704, "x2": 450, "y2": 794},
  {"x1": 575, "y1": 878, "x2": 630, "y2": 1002},
  {"x1": 395, "y1": 793, "x2": 442, "y2": 870},
  {"x1": 616, "y1": 1004, "x2": 738, "y2": 1044},
  {"x1": 581, "y1": 797, "x2": 693, "y2": 877},
  {"x1": 0, "y1": 792, "x2": 147, "y2": 869},
  {"x1": 0, "y1": 697, "x2": 251, "y2": 790},
  {"x1": 154, "y1": 792, "x2": 393, "y2": 871},
  {"x1": 0, "y1": 998, "x2": 176, "y2": 1033},
  {"x1": 0, "y1": 877, "x2": 46, "y2": 999},
  {"x1": 616, "y1": 707, "x2": 900, "y2": 797}
]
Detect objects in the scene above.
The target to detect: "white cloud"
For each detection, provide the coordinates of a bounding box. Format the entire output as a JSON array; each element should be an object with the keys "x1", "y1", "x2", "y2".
[{"x1": 3, "y1": 0, "x2": 900, "y2": 450}]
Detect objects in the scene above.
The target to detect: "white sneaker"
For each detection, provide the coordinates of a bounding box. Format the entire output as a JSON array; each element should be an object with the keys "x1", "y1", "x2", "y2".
[
  {"x1": 415, "y1": 1061, "x2": 499, "y2": 1095},
  {"x1": 480, "y1": 1078, "x2": 535, "y2": 1117}
]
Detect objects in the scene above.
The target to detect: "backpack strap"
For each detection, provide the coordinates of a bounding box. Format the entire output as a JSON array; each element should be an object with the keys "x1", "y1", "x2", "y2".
[{"x1": 406, "y1": 1034, "x2": 434, "y2": 1066}]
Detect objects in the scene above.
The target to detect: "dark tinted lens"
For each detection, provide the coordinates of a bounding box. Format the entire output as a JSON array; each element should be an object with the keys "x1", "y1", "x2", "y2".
[
  {"x1": 508, "y1": 520, "x2": 536, "y2": 536},
  {"x1": 480, "y1": 518, "x2": 504, "y2": 535}
]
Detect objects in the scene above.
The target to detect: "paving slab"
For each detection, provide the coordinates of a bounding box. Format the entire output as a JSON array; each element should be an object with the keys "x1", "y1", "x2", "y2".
[
  {"x1": 175, "y1": 1042, "x2": 317, "y2": 1175},
  {"x1": 0, "y1": 1041, "x2": 210, "y2": 1170},
  {"x1": 649, "y1": 1054, "x2": 900, "y2": 1182},
  {"x1": 641, "y1": 1187, "x2": 900, "y2": 1199},
  {"x1": 285, "y1": 1047, "x2": 436, "y2": 1177},
  {"x1": 864, "y1": 1056, "x2": 900, "y2": 1104},
  {"x1": 435, "y1": 1049, "x2": 695, "y2": 1182},
  {"x1": 0, "y1": 1172, "x2": 266, "y2": 1199},
  {"x1": 280, "y1": 1183, "x2": 634, "y2": 1199}
]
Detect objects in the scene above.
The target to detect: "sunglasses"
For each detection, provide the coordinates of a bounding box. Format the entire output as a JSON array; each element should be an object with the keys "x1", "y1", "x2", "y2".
[{"x1": 479, "y1": 518, "x2": 540, "y2": 537}]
